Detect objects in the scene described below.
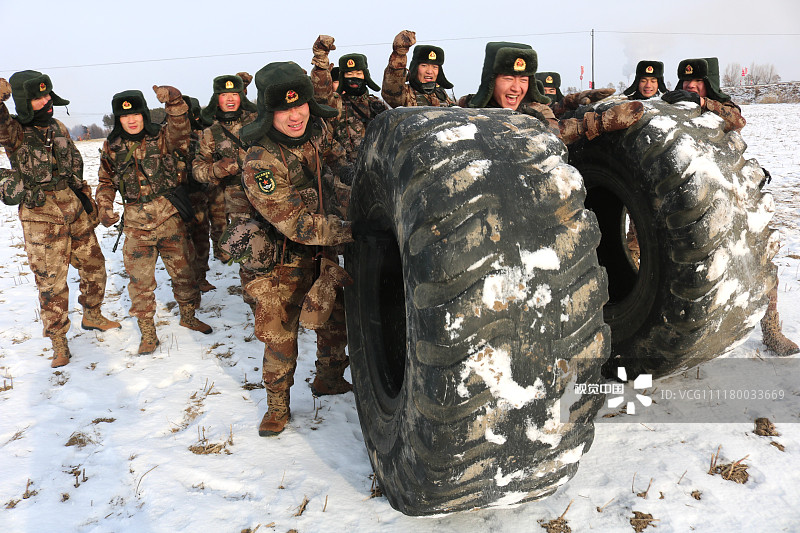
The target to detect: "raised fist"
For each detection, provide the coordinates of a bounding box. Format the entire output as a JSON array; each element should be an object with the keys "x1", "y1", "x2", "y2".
[
  {"x1": 213, "y1": 157, "x2": 239, "y2": 179},
  {"x1": 153, "y1": 85, "x2": 181, "y2": 104},
  {"x1": 312, "y1": 35, "x2": 336, "y2": 68},
  {"x1": 236, "y1": 71, "x2": 253, "y2": 88},
  {"x1": 100, "y1": 207, "x2": 120, "y2": 228},
  {"x1": 0, "y1": 78, "x2": 10, "y2": 102},
  {"x1": 393, "y1": 30, "x2": 416, "y2": 55}
]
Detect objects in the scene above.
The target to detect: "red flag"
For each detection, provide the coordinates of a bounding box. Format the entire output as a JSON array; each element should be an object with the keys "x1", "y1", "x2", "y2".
[
  {"x1": 580, "y1": 65, "x2": 584, "y2": 75},
  {"x1": 741, "y1": 68, "x2": 746, "y2": 77},
  {"x1": 589, "y1": 81, "x2": 593, "y2": 89}
]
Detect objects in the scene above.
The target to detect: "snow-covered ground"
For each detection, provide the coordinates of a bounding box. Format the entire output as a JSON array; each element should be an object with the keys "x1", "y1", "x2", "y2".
[{"x1": 1, "y1": 104, "x2": 798, "y2": 532}]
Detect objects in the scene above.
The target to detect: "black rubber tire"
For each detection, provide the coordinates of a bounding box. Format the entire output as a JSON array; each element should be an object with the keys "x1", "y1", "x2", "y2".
[
  {"x1": 345, "y1": 107, "x2": 610, "y2": 515},
  {"x1": 569, "y1": 98, "x2": 777, "y2": 378}
]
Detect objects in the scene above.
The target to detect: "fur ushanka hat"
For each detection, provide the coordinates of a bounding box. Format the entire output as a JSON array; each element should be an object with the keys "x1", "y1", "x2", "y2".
[{"x1": 469, "y1": 42, "x2": 550, "y2": 108}]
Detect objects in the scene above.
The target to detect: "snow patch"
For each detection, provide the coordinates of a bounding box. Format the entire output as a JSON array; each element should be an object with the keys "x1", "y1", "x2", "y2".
[
  {"x1": 520, "y1": 247, "x2": 560, "y2": 273},
  {"x1": 707, "y1": 249, "x2": 729, "y2": 281},
  {"x1": 527, "y1": 284, "x2": 552, "y2": 309},
  {"x1": 649, "y1": 115, "x2": 677, "y2": 132},
  {"x1": 495, "y1": 467, "x2": 525, "y2": 487},
  {"x1": 486, "y1": 427, "x2": 507, "y2": 445},
  {"x1": 435, "y1": 123, "x2": 478, "y2": 144},
  {"x1": 457, "y1": 346, "x2": 546, "y2": 408}
]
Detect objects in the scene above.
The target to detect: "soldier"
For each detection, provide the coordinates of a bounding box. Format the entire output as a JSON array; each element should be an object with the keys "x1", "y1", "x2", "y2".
[
  {"x1": 192, "y1": 73, "x2": 259, "y2": 310},
  {"x1": 535, "y1": 71, "x2": 564, "y2": 105},
  {"x1": 0, "y1": 71, "x2": 119, "y2": 368},
  {"x1": 382, "y1": 30, "x2": 456, "y2": 108},
  {"x1": 622, "y1": 60, "x2": 667, "y2": 100},
  {"x1": 238, "y1": 61, "x2": 358, "y2": 436},
  {"x1": 96, "y1": 86, "x2": 212, "y2": 355},
  {"x1": 662, "y1": 57, "x2": 745, "y2": 132},
  {"x1": 664, "y1": 57, "x2": 796, "y2": 356},
  {"x1": 460, "y1": 42, "x2": 644, "y2": 145},
  {"x1": 311, "y1": 35, "x2": 389, "y2": 162}
]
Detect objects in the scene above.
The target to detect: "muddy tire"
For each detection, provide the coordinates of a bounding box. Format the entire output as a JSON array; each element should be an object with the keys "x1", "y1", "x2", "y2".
[
  {"x1": 345, "y1": 107, "x2": 610, "y2": 515},
  {"x1": 569, "y1": 99, "x2": 777, "y2": 378}
]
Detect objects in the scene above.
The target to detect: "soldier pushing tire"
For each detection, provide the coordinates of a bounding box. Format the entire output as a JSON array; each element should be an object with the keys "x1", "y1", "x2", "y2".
[
  {"x1": 569, "y1": 98, "x2": 777, "y2": 378},
  {"x1": 345, "y1": 107, "x2": 611, "y2": 515}
]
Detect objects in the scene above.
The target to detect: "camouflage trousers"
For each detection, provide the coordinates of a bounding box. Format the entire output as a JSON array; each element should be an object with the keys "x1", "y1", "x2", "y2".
[
  {"x1": 207, "y1": 185, "x2": 226, "y2": 249},
  {"x1": 21, "y1": 210, "x2": 107, "y2": 338},
  {"x1": 240, "y1": 264, "x2": 258, "y2": 307},
  {"x1": 188, "y1": 190, "x2": 210, "y2": 282},
  {"x1": 122, "y1": 214, "x2": 199, "y2": 319},
  {"x1": 246, "y1": 265, "x2": 348, "y2": 392}
]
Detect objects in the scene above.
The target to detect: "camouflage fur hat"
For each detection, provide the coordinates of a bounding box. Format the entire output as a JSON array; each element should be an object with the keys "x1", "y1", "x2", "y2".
[
  {"x1": 9, "y1": 70, "x2": 69, "y2": 124},
  {"x1": 337, "y1": 53, "x2": 380, "y2": 93},
  {"x1": 623, "y1": 60, "x2": 667, "y2": 97},
  {"x1": 241, "y1": 61, "x2": 338, "y2": 143},
  {"x1": 469, "y1": 42, "x2": 549, "y2": 108},
  {"x1": 408, "y1": 45, "x2": 453, "y2": 89},
  {"x1": 108, "y1": 90, "x2": 160, "y2": 140},
  {"x1": 200, "y1": 74, "x2": 257, "y2": 124},
  {"x1": 677, "y1": 57, "x2": 730, "y2": 102},
  {"x1": 535, "y1": 71, "x2": 564, "y2": 102}
]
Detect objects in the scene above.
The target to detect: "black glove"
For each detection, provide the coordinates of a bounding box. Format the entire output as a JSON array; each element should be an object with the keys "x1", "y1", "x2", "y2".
[{"x1": 661, "y1": 89, "x2": 701, "y2": 105}]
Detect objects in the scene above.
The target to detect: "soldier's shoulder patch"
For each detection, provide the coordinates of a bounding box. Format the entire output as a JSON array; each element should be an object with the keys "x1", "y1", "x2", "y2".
[{"x1": 254, "y1": 169, "x2": 276, "y2": 195}]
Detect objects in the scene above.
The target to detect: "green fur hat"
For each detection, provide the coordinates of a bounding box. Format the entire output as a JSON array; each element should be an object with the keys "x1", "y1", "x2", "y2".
[
  {"x1": 241, "y1": 61, "x2": 338, "y2": 143},
  {"x1": 677, "y1": 57, "x2": 730, "y2": 102},
  {"x1": 535, "y1": 71, "x2": 564, "y2": 102},
  {"x1": 108, "y1": 90, "x2": 160, "y2": 140},
  {"x1": 183, "y1": 95, "x2": 205, "y2": 130},
  {"x1": 200, "y1": 74, "x2": 258, "y2": 124},
  {"x1": 623, "y1": 60, "x2": 667, "y2": 97},
  {"x1": 407, "y1": 45, "x2": 453, "y2": 89},
  {"x1": 9, "y1": 70, "x2": 69, "y2": 125},
  {"x1": 469, "y1": 42, "x2": 549, "y2": 108},
  {"x1": 337, "y1": 53, "x2": 380, "y2": 93}
]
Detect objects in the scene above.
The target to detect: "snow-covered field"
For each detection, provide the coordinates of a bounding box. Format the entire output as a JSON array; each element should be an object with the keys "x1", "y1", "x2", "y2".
[{"x1": 1, "y1": 104, "x2": 798, "y2": 532}]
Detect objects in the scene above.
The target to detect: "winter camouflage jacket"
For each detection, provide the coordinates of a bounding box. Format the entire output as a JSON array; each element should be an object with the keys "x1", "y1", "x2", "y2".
[
  {"x1": 241, "y1": 119, "x2": 352, "y2": 270},
  {"x1": 192, "y1": 110, "x2": 257, "y2": 217},
  {"x1": 96, "y1": 98, "x2": 190, "y2": 231},
  {"x1": 704, "y1": 99, "x2": 746, "y2": 132},
  {"x1": 0, "y1": 102, "x2": 93, "y2": 224},
  {"x1": 311, "y1": 66, "x2": 388, "y2": 163}
]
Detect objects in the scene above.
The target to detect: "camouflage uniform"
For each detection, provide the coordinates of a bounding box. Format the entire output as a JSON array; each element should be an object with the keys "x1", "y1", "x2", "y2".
[
  {"x1": 207, "y1": 183, "x2": 227, "y2": 259},
  {"x1": 0, "y1": 71, "x2": 117, "y2": 367},
  {"x1": 96, "y1": 86, "x2": 211, "y2": 353},
  {"x1": 382, "y1": 31, "x2": 456, "y2": 108},
  {"x1": 239, "y1": 61, "x2": 355, "y2": 436},
  {"x1": 311, "y1": 39, "x2": 388, "y2": 163},
  {"x1": 192, "y1": 75, "x2": 259, "y2": 308}
]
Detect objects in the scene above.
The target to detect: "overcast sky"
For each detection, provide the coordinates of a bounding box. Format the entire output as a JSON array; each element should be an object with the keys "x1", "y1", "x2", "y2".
[{"x1": 2, "y1": 0, "x2": 798, "y2": 129}]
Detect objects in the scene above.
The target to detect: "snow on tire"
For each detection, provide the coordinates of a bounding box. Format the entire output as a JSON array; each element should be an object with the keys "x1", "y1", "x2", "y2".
[
  {"x1": 569, "y1": 98, "x2": 777, "y2": 379},
  {"x1": 345, "y1": 107, "x2": 610, "y2": 515}
]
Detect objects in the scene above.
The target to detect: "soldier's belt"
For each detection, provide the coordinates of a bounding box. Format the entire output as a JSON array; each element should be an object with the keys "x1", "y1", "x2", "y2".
[{"x1": 38, "y1": 180, "x2": 69, "y2": 192}]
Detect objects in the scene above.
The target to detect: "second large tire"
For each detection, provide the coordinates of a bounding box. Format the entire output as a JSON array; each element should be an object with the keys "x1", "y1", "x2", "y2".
[
  {"x1": 345, "y1": 107, "x2": 610, "y2": 515},
  {"x1": 569, "y1": 98, "x2": 777, "y2": 378}
]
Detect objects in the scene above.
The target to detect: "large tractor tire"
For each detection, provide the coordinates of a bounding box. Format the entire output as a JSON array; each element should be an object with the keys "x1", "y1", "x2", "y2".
[
  {"x1": 568, "y1": 98, "x2": 777, "y2": 378},
  {"x1": 345, "y1": 107, "x2": 610, "y2": 515}
]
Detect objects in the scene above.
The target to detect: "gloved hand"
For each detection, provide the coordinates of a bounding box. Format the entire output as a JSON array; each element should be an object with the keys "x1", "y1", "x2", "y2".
[
  {"x1": 0, "y1": 78, "x2": 10, "y2": 102},
  {"x1": 661, "y1": 89, "x2": 701, "y2": 105},
  {"x1": 153, "y1": 85, "x2": 181, "y2": 104},
  {"x1": 584, "y1": 101, "x2": 644, "y2": 140},
  {"x1": 312, "y1": 35, "x2": 336, "y2": 68},
  {"x1": 100, "y1": 207, "x2": 119, "y2": 227},
  {"x1": 563, "y1": 88, "x2": 615, "y2": 109},
  {"x1": 213, "y1": 157, "x2": 239, "y2": 179},
  {"x1": 299, "y1": 257, "x2": 354, "y2": 329},
  {"x1": 236, "y1": 71, "x2": 253, "y2": 88},
  {"x1": 393, "y1": 30, "x2": 416, "y2": 55}
]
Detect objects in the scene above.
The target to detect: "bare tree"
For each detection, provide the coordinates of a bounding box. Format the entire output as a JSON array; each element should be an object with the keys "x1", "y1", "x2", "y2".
[
  {"x1": 618, "y1": 81, "x2": 628, "y2": 93},
  {"x1": 566, "y1": 86, "x2": 578, "y2": 94},
  {"x1": 723, "y1": 62, "x2": 741, "y2": 86},
  {"x1": 88, "y1": 124, "x2": 106, "y2": 139}
]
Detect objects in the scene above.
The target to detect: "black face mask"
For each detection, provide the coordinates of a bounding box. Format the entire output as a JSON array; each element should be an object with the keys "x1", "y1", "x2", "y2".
[
  {"x1": 343, "y1": 77, "x2": 367, "y2": 96},
  {"x1": 121, "y1": 129, "x2": 146, "y2": 142},
  {"x1": 31, "y1": 100, "x2": 54, "y2": 127},
  {"x1": 216, "y1": 108, "x2": 242, "y2": 122},
  {"x1": 410, "y1": 78, "x2": 437, "y2": 94}
]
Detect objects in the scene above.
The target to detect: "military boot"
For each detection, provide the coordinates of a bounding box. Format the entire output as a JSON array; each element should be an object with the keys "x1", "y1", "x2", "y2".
[
  {"x1": 179, "y1": 302, "x2": 213, "y2": 334},
  {"x1": 50, "y1": 335, "x2": 71, "y2": 368},
  {"x1": 81, "y1": 306, "x2": 121, "y2": 331},
  {"x1": 198, "y1": 278, "x2": 216, "y2": 293},
  {"x1": 761, "y1": 309, "x2": 799, "y2": 356},
  {"x1": 310, "y1": 360, "x2": 353, "y2": 396},
  {"x1": 137, "y1": 318, "x2": 159, "y2": 355},
  {"x1": 258, "y1": 390, "x2": 291, "y2": 436}
]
